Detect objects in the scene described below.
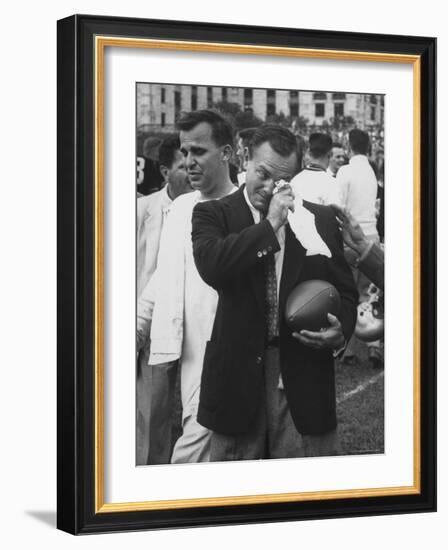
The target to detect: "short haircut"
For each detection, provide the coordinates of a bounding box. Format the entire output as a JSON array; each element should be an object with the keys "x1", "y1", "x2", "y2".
[
  {"x1": 143, "y1": 136, "x2": 162, "y2": 158},
  {"x1": 332, "y1": 142, "x2": 343, "y2": 150},
  {"x1": 248, "y1": 124, "x2": 299, "y2": 164},
  {"x1": 176, "y1": 109, "x2": 234, "y2": 148},
  {"x1": 238, "y1": 127, "x2": 257, "y2": 148},
  {"x1": 158, "y1": 135, "x2": 181, "y2": 168},
  {"x1": 349, "y1": 129, "x2": 370, "y2": 155},
  {"x1": 308, "y1": 133, "x2": 333, "y2": 158}
]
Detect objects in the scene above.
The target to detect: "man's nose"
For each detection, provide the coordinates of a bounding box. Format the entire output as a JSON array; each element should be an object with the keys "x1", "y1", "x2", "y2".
[{"x1": 185, "y1": 152, "x2": 196, "y2": 168}]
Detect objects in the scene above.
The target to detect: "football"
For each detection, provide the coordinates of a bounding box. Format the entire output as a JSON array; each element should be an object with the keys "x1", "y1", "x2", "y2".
[{"x1": 285, "y1": 280, "x2": 341, "y2": 332}]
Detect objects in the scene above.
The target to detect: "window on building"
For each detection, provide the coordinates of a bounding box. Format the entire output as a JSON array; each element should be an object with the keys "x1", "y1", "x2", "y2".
[
  {"x1": 207, "y1": 87, "x2": 213, "y2": 108},
  {"x1": 313, "y1": 92, "x2": 327, "y2": 100},
  {"x1": 174, "y1": 90, "x2": 181, "y2": 117},
  {"x1": 370, "y1": 106, "x2": 376, "y2": 121},
  {"x1": 244, "y1": 88, "x2": 253, "y2": 110},
  {"x1": 161, "y1": 112, "x2": 166, "y2": 127},
  {"x1": 332, "y1": 92, "x2": 346, "y2": 100},
  {"x1": 380, "y1": 95, "x2": 384, "y2": 106},
  {"x1": 161, "y1": 87, "x2": 165, "y2": 104},
  {"x1": 290, "y1": 90, "x2": 299, "y2": 117},
  {"x1": 267, "y1": 89, "x2": 276, "y2": 116},
  {"x1": 191, "y1": 86, "x2": 197, "y2": 110},
  {"x1": 370, "y1": 94, "x2": 378, "y2": 104},
  {"x1": 222, "y1": 87, "x2": 228, "y2": 102},
  {"x1": 315, "y1": 103, "x2": 325, "y2": 117},
  {"x1": 334, "y1": 103, "x2": 344, "y2": 117}
]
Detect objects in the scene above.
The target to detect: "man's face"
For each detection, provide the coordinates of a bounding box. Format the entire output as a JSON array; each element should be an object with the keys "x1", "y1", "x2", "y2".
[
  {"x1": 179, "y1": 122, "x2": 226, "y2": 195},
  {"x1": 245, "y1": 141, "x2": 298, "y2": 213},
  {"x1": 236, "y1": 136, "x2": 246, "y2": 171},
  {"x1": 329, "y1": 147, "x2": 345, "y2": 172},
  {"x1": 163, "y1": 150, "x2": 192, "y2": 200}
]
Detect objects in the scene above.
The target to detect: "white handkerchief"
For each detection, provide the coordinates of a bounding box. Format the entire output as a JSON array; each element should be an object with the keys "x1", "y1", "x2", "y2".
[{"x1": 288, "y1": 197, "x2": 332, "y2": 258}]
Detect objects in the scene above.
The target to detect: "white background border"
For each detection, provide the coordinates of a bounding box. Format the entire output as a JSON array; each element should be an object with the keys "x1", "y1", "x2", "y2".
[
  {"x1": 104, "y1": 46, "x2": 414, "y2": 503},
  {"x1": 1, "y1": 1, "x2": 444, "y2": 548}
]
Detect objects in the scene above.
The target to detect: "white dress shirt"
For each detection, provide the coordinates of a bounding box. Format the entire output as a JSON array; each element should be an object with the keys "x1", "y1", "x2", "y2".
[
  {"x1": 290, "y1": 168, "x2": 341, "y2": 206},
  {"x1": 336, "y1": 155, "x2": 379, "y2": 237}
]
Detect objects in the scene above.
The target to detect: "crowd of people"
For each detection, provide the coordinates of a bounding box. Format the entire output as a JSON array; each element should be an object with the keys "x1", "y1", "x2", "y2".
[{"x1": 135, "y1": 109, "x2": 385, "y2": 466}]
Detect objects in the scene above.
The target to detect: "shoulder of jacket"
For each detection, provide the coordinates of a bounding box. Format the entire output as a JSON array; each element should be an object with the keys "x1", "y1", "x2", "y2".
[
  {"x1": 337, "y1": 164, "x2": 350, "y2": 176},
  {"x1": 137, "y1": 193, "x2": 157, "y2": 222}
]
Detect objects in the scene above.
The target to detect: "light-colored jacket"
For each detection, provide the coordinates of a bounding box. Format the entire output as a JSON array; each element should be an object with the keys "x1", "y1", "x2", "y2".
[
  {"x1": 145, "y1": 192, "x2": 201, "y2": 364},
  {"x1": 136, "y1": 187, "x2": 171, "y2": 297},
  {"x1": 136, "y1": 187, "x2": 171, "y2": 350}
]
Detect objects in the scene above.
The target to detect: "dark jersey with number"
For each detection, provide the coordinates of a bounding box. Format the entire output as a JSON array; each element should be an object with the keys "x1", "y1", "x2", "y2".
[{"x1": 136, "y1": 156, "x2": 164, "y2": 196}]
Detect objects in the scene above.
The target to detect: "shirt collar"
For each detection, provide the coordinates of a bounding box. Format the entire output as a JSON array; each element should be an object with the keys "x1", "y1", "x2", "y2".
[
  {"x1": 243, "y1": 186, "x2": 261, "y2": 223},
  {"x1": 161, "y1": 183, "x2": 173, "y2": 204},
  {"x1": 349, "y1": 154, "x2": 368, "y2": 164}
]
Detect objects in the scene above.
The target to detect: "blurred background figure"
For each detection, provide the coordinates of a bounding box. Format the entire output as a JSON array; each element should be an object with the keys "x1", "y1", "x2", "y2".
[
  {"x1": 374, "y1": 148, "x2": 385, "y2": 243},
  {"x1": 331, "y1": 204, "x2": 384, "y2": 290},
  {"x1": 136, "y1": 136, "x2": 164, "y2": 196},
  {"x1": 331, "y1": 204, "x2": 384, "y2": 346},
  {"x1": 235, "y1": 127, "x2": 256, "y2": 186},
  {"x1": 290, "y1": 133, "x2": 341, "y2": 206},
  {"x1": 336, "y1": 129, "x2": 383, "y2": 369},
  {"x1": 327, "y1": 142, "x2": 347, "y2": 177},
  {"x1": 136, "y1": 135, "x2": 192, "y2": 465},
  {"x1": 137, "y1": 136, "x2": 192, "y2": 296}
]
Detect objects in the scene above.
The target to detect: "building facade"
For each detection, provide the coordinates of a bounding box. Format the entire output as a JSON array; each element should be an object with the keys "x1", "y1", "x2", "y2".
[{"x1": 137, "y1": 83, "x2": 384, "y2": 133}]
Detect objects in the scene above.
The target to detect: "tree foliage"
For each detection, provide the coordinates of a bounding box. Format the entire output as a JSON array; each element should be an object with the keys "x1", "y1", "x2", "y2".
[{"x1": 213, "y1": 101, "x2": 263, "y2": 131}]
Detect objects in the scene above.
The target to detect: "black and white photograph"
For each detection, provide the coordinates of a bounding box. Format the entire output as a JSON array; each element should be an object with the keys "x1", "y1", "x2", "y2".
[{"x1": 135, "y1": 83, "x2": 385, "y2": 466}]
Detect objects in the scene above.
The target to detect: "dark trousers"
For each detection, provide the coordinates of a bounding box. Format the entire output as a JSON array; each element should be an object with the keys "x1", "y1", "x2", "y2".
[
  {"x1": 136, "y1": 343, "x2": 177, "y2": 465},
  {"x1": 209, "y1": 347, "x2": 337, "y2": 461}
]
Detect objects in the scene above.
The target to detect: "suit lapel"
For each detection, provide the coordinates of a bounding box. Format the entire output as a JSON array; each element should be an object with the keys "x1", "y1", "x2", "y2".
[
  {"x1": 224, "y1": 186, "x2": 254, "y2": 231},
  {"x1": 279, "y1": 223, "x2": 306, "y2": 315},
  {"x1": 224, "y1": 187, "x2": 265, "y2": 314}
]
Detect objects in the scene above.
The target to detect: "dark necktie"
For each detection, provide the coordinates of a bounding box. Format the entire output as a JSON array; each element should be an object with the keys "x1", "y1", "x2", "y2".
[{"x1": 265, "y1": 250, "x2": 279, "y2": 342}]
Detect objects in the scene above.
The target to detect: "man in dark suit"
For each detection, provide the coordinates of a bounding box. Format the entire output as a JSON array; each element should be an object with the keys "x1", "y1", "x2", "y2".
[{"x1": 191, "y1": 125, "x2": 358, "y2": 461}]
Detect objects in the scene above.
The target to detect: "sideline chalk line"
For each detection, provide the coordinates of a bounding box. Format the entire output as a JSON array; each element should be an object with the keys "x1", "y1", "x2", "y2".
[{"x1": 337, "y1": 371, "x2": 384, "y2": 405}]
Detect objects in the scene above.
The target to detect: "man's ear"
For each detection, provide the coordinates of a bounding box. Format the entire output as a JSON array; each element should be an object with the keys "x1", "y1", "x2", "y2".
[
  {"x1": 159, "y1": 164, "x2": 169, "y2": 183},
  {"x1": 221, "y1": 144, "x2": 233, "y2": 162},
  {"x1": 243, "y1": 146, "x2": 250, "y2": 170}
]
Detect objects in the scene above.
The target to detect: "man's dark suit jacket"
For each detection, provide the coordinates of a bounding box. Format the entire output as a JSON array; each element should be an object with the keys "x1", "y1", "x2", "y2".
[{"x1": 191, "y1": 187, "x2": 358, "y2": 437}]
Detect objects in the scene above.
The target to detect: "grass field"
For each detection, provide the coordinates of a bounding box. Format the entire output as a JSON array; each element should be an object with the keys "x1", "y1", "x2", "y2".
[{"x1": 335, "y1": 353, "x2": 384, "y2": 456}]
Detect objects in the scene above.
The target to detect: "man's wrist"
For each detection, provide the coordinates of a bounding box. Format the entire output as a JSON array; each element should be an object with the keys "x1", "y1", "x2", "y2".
[
  {"x1": 355, "y1": 239, "x2": 374, "y2": 264},
  {"x1": 266, "y1": 215, "x2": 288, "y2": 233},
  {"x1": 333, "y1": 339, "x2": 346, "y2": 358},
  {"x1": 353, "y1": 238, "x2": 371, "y2": 257},
  {"x1": 266, "y1": 215, "x2": 282, "y2": 232}
]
